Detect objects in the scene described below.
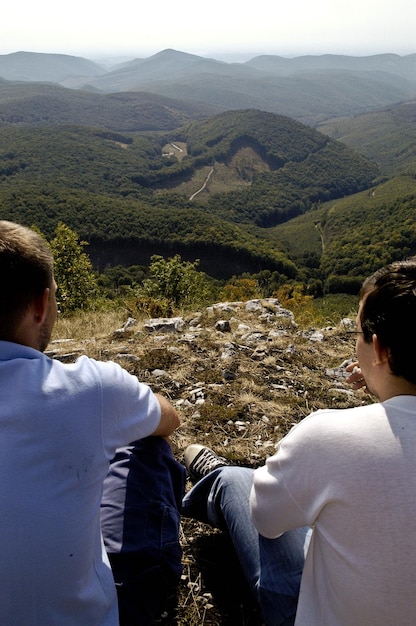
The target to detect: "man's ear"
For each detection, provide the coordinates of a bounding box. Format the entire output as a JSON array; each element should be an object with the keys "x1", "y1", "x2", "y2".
[
  {"x1": 33, "y1": 288, "x2": 50, "y2": 326},
  {"x1": 372, "y1": 333, "x2": 390, "y2": 366}
]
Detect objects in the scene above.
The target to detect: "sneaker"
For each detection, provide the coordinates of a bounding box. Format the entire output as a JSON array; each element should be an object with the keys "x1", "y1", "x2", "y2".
[{"x1": 184, "y1": 444, "x2": 228, "y2": 483}]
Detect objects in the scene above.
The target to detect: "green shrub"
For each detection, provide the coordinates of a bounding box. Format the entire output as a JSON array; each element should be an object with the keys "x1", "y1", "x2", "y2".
[
  {"x1": 137, "y1": 254, "x2": 214, "y2": 310},
  {"x1": 50, "y1": 222, "x2": 99, "y2": 314}
]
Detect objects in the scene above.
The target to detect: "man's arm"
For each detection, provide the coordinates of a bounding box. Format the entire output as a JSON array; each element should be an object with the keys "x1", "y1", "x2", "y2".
[{"x1": 151, "y1": 394, "x2": 180, "y2": 437}]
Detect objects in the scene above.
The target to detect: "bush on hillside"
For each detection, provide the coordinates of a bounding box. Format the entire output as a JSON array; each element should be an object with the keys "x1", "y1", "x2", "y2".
[
  {"x1": 50, "y1": 222, "x2": 99, "y2": 314},
  {"x1": 136, "y1": 254, "x2": 215, "y2": 310}
]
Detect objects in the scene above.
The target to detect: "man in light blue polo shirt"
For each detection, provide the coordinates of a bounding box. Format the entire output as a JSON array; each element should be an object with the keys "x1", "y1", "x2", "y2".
[{"x1": 0, "y1": 220, "x2": 180, "y2": 625}]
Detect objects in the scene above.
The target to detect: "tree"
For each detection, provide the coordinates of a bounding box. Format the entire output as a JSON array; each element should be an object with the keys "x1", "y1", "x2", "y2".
[
  {"x1": 49, "y1": 222, "x2": 98, "y2": 314},
  {"x1": 221, "y1": 277, "x2": 260, "y2": 301},
  {"x1": 138, "y1": 254, "x2": 213, "y2": 309}
]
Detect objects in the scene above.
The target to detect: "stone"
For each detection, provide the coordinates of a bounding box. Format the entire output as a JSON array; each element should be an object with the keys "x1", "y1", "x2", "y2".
[
  {"x1": 215, "y1": 320, "x2": 231, "y2": 332},
  {"x1": 144, "y1": 317, "x2": 185, "y2": 333}
]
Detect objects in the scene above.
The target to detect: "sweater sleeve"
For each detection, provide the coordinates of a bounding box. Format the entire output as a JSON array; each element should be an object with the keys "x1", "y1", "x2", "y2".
[{"x1": 250, "y1": 410, "x2": 339, "y2": 538}]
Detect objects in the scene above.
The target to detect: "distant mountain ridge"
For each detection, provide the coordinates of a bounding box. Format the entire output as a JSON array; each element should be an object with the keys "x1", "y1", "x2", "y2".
[
  {"x1": 2, "y1": 48, "x2": 415, "y2": 83},
  {"x1": 1, "y1": 49, "x2": 415, "y2": 125},
  {"x1": 0, "y1": 82, "x2": 220, "y2": 130},
  {"x1": 246, "y1": 52, "x2": 416, "y2": 81},
  {"x1": 0, "y1": 51, "x2": 106, "y2": 82}
]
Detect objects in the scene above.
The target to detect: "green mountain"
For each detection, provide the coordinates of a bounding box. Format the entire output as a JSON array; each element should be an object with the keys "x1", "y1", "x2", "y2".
[
  {"x1": 261, "y1": 99, "x2": 416, "y2": 292},
  {"x1": 0, "y1": 109, "x2": 378, "y2": 281},
  {"x1": 0, "y1": 64, "x2": 414, "y2": 294},
  {"x1": 162, "y1": 110, "x2": 378, "y2": 227},
  {"x1": 266, "y1": 174, "x2": 416, "y2": 293}
]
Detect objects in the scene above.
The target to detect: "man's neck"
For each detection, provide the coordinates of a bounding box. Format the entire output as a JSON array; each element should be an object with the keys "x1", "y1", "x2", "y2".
[{"x1": 377, "y1": 375, "x2": 416, "y2": 402}]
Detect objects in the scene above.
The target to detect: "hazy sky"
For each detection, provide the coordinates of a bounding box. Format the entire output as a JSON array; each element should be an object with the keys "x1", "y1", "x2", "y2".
[{"x1": 2, "y1": 0, "x2": 415, "y2": 61}]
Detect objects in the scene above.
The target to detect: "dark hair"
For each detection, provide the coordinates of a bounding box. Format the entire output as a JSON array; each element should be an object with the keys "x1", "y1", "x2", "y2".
[
  {"x1": 359, "y1": 258, "x2": 416, "y2": 384},
  {"x1": 0, "y1": 221, "x2": 54, "y2": 340}
]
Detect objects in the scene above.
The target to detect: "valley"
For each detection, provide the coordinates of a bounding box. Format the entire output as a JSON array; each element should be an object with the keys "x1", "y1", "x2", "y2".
[{"x1": 0, "y1": 49, "x2": 414, "y2": 295}]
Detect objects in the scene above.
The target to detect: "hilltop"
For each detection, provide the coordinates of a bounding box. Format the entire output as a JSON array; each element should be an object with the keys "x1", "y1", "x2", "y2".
[{"x1": 50, "y1": 296, "x2": 368, "y2": 624}]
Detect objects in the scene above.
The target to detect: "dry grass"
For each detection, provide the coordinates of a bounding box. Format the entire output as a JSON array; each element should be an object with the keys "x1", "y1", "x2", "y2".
[
  {"x1": 47, "y1": 300, "x2": 369, "y2": 625},
  {"x1": 53, "y1": 309, "x2": 128, "y2": 341}
]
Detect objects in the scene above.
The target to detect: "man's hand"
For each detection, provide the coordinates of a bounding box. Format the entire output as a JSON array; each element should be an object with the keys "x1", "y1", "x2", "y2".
[{"x1": 345, "y1": 361, "x2": 370, "y2": 393}]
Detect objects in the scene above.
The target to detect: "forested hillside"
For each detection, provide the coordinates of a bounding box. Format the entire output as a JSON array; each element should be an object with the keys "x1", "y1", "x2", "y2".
[
  {"x1": 0, "y1": 63, "x2": 415, "y2": 293},
  {"x1": 0, "y1": 82, "x2": 219, "y2": 130},
  {"x1": 0, "y1": 109, "x2": 380, "y2": 283},
  {"x1": 168, "y1": 110, "x2": 378, "y2": 227},
  {"x1": 264, "y1": 175, "x2": 416, "y2": 294}
]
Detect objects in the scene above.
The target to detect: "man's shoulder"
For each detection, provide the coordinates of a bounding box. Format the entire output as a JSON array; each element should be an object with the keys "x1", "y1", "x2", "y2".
[
  {"x1": 56, "y1": 355, "x2": 117, "y2": 373},
  {"x1": 50, "y1": 354, "x2": 130, "y2": 386},
  {"x1": 293, "y1": 402, "x2": 382, "y2": 437},
  {"x1": 309, "y1": 402, "x2": 380, "y2": 421}
]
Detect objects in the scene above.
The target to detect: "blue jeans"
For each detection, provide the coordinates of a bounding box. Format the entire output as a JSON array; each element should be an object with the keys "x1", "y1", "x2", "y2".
[
  {"x1": 182, "y1": 466, "x2": 311, "y2": 626},
  {"x1": 101, "y1": 437, "x2": 186, "y2": 626}
]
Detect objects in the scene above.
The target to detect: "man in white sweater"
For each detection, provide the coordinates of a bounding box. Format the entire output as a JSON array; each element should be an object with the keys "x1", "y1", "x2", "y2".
[{"x1": 183, "y1": 258, "x2": 416, "y2": 625}]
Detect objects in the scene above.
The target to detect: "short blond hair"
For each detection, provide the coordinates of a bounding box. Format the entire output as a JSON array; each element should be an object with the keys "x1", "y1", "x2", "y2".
[{"x1": 0, "y1": 221, "x2": 54, "y2": 340}]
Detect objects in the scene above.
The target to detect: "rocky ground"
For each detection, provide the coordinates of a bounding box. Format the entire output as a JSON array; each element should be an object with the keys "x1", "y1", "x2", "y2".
[{"x1": 48, "y1": 298, "x2": 369, "y2": 625}]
